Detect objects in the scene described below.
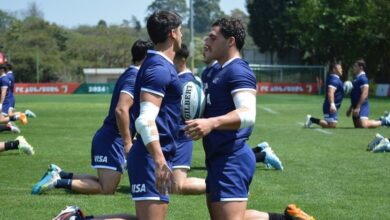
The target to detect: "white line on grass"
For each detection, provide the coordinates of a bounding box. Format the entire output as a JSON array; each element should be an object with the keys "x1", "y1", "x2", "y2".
[
  {"x1": 260, "y1": 107, "x2": 278, "y2": 114},
  {"x1": 314, "y1": 128, "x2": 333, "y2": 135},
  {"x1": 297, "y1": 122, "x2": 333, "y2": 135}
]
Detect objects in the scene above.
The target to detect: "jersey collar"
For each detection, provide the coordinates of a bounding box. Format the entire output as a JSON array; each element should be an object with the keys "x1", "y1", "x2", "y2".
[
  {"x1": 178, "y1": 69, "x2": 192, "y2": 76},
  {"x1": 330, "y1": 73, "x2": 340, "y2": 79},
  {"x1": 147, "y1": 50, "x2": 174, "y2": 65},
  {"x1": 129, "y1": 65, "x2": 140, "y2": 70},
  {"x1": 356, "y1": 71, "x2": 366, "y2": 77},
  {"x1": 221, "y1": 57, "x2": 240, "y2": 68}
]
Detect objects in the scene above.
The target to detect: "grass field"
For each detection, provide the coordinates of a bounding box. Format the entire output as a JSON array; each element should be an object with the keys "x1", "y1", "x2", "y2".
[{"x1": 0, "y1": 94, "x2": 389, "y2": 220}]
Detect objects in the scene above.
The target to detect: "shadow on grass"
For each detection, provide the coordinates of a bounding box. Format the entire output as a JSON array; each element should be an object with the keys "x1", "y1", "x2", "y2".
[
  {"x1": 190, "y1": 166, "x2": 206, "y2": 171},
  {"x1": 116, "y1": 185, "x2": 131, "y2": 194}
]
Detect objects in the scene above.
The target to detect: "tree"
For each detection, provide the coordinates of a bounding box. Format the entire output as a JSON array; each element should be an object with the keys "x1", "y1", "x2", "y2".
[
  {"x1": 0, "y1": 10, "x2": 16, "y2": 32},
  {"x1": 246, "y1": 0, "x2": 296, "y2": 64},
  {"x1": 97, "y1": 20, "x2": 107, "y2": 28},
  {"x1": 193, "y1": 0, "x2": 224, "y2": 33},
  {"x1": 230, "y1": 9, "x2": 249, "y2": 26},
  {"x1": 5, "y1": 17, "x2": 64, "y2": 82},
  {"x1": 146, "y1": 0, "x2": 188, "y2": 21},
  {"x1": 131, "y1": 15, "x2": 141, "y2": 32},
  {"x1": 24, "y1": 2, "x2": 44, "y2": 18}
]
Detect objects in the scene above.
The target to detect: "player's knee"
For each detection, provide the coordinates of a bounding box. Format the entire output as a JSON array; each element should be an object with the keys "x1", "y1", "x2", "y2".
[
  {"x1": 360, "y1": 120, "x2": 370, "y2": 128},
  {"x1": 99, "y1": 181, "x2": 117, "y2": 194},
  {"x1": 172, "y1": 182, "x2": 184, "y2": 194},
  {"x1": 100, "y1": 186, "x2": 116, "y2": 195}
]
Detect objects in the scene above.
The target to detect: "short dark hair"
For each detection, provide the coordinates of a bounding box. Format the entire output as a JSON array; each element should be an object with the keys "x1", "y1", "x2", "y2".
[
  {"x1": 355, "y1": 59, "x2": 366, "y2": 70},
  {"x1": 5, "y1": 62, "x2": 12, "y2": 71},
  {"x1": 174, "y1": 43, "x2": 189, "y2": 60},
  {"x1": 0, "y1": 64, "x2": 6, "y2": 71},
  {"x1": 212, "y1": 17, "x2": 246, "y2": 51},
  {"x1": 147, "y1": 10, "x2": 182, "y2": 44},
  {"x1": 131, "y1": 40, "x2": 153, "y2": 63},
  {"x1": 329, "y1": 61, "x2": 341, "y2": 72}
]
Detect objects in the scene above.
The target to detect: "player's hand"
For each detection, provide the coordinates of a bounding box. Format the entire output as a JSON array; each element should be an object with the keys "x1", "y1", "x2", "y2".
[
  {"x1": 353, "y1": 108, "x2": 360, "y2": 117},
  {"x1": 346, "y1": 108, "x2": 352, "y2": 117},
  {"x1": 185, "y1": 118, "x2": 213, "y2": 140},
  {"x1": 155, "y1": 162, "x2": 174, "y2": 195},
  {"x1": 330, "y1": 103, "x2": 337, "y2": 114},
  {"x1": 124, "y1": 140, "x2": 133, "y2": 157}
]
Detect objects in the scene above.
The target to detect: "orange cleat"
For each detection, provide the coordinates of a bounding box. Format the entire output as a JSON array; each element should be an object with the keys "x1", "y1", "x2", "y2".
[
  {"x1": 19, "y1": 112, "x2": 28, "y2": 125},
  {"x1": 285, "y1": 204, "x2": 315, "y2": 220}
]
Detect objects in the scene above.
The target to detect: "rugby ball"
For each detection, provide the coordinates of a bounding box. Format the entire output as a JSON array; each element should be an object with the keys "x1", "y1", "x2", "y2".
[
  {"x1": 181, "y1": 80, "x2": 205, "y2": 120},
  {"x1": 343, "y1": 80, "x2": 353, "y2": 96}
]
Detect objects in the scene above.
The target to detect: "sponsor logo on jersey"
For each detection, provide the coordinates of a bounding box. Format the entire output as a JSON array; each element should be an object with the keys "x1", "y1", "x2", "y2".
[
  {"x1": 94, "y1": 155, "x2": 108, "y2": 163},
  {"x1": 132, "y1": 184, "x2": 146, "y2": 193}
]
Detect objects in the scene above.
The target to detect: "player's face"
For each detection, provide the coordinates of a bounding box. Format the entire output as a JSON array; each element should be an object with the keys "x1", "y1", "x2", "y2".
[
  {"x1": 352, "y1": 63, "x2": 361, "y2": 75},
  {"x1": 172, "y1": 26, "x2": 182, "y2": 52},
  {"x1": 334, "y1": 64, "x2": 343, "y2": 76},
  {"x1": 204, "y1": 26, "x2": 228, "y2": 60},
  {"x1": 202, "y1": 37, "x2": 213, "y2": 64}
]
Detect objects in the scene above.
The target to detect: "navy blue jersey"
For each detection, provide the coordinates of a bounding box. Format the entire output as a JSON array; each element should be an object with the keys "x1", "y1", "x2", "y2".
[
  {"x1": 6, "y1": 71, "x2": 14, "y2": 95},
  {"x1": 103, "y1": 65, "x2": 138, "y2": 134},
  {"x1": 351, "y1": 72, "x2": 369, "y2": 107},
  {"x1": 201, "y1": 58, "x2": 257, "y2": 159},
  {"x1": 324, "y1": 74, "x2": 344, "y2": 108},
  {"x1": 201, "y1": 61, "x2": 219, "y2": 84},
  {"x1": 177, "y1": 70, "x2": 196, "y2": 143},
  {"x1": 132, "y1": 50, "x2": 182, "y2": 155},
  {"x1": 0, "y1": 74, "x2": 10, "y2": 98}
]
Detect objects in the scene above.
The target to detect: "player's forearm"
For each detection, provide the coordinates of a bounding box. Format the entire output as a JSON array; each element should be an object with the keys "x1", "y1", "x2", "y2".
[
  {"x1": 328, "y1": 90, "x2": 335, "y2": 104},
  {"x1": 146, "y1": 141, "x2": 166, "y2": 165},
  {"x1": 356, "y1": 87, "x2": 368, "y2": 108},
  {"x1": 0, "y1": 87, "x2": 6, "y2": 103},
  {"x1": 115, "y1": 109, "x2": 132, "y2": 145},
  {"x1": 208, "y1": 111, "x2": 242, "y2": 130}
]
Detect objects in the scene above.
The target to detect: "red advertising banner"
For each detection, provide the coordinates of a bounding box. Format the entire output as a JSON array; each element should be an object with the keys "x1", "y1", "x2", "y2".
[
  {"x1": 257, "y1": 82, "x2": 319, "y2": 94},
  {"x1": 15, "y1": 83, "x2": 81, "y2": 94}
]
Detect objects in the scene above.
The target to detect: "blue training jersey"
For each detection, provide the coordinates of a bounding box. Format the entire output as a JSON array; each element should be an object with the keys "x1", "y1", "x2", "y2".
[
  {"x1": 103, "y1": 65, "x2": 139, "y2": 135},
  {"x1": 201, "y1": 58, "x2": 257, "y2": 159},
  {"x1": 177, "y1": 70, "x2": 196, "y2": 143},
  {"x1": 351, "y1": 72, "x2": 369, "y2": 107},
  {"x1": 0, "y1": 74, "x2": 11, "y2": 99},
  {"x1": 6, "y1": 71, "x2": 14, "y2": 97},
  {"x1": 132, "y1": 50, "x2": 182, "y2": 155},
  {"x1": 324, "y1": 73, "x2": 344, "y2": 109}
]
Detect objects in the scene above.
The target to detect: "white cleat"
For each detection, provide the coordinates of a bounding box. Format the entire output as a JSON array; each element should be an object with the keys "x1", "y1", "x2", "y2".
[
  {"x1": 304, "y1": 114, "x2": 312, "y2": 128},
  {"x1": 367, "y1": 133, "x2": 384, "y2": 151},
  {"x1": 24, "y1": 109, "x2": 36, "y2": 118},
  {"x1": 372, "y1": 138, "x2": 390, "y2": 153},
  {"x1": 52, "y1": 205, "x2": 85, "y2": 220},
  {"x1": 48, "y1": 164, "x2": 62, "y2": 173},
  {"x1": 16, "y1": 136, "x2": 34, "y2": 155},
  {"x1": 7, "y1": 122, "x2": 21, "y2": 133}
]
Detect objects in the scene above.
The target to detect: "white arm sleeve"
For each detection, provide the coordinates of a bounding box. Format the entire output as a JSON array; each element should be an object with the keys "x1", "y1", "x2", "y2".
[
  {"x1": 135, "y1": 102, "x2": 160, "y2": 145},
  {"x1": 233, "y1": 91, "x2": 256, "y2": 128}
]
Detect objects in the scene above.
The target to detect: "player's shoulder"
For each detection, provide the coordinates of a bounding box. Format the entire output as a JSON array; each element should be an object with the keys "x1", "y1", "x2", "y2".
[
  {"x1": 224, "y1": 58, "x2": 255, "y2": 80},
  {"x1": 0, "y1": 74, "x2": 10, "y2": 82},
  {"x1": 357, "y1": 73, "x2": 369, "y2": 83}
]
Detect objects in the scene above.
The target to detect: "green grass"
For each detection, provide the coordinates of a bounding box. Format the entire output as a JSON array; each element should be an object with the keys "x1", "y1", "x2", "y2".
[{"x1": 0, "y1": 94, "x2": 389, "y2": 219}]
